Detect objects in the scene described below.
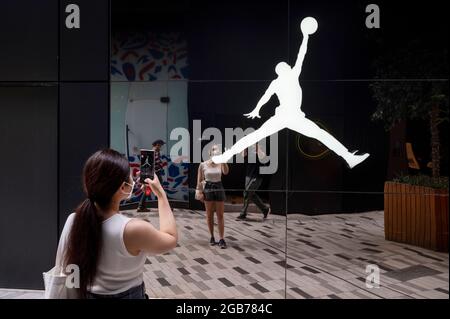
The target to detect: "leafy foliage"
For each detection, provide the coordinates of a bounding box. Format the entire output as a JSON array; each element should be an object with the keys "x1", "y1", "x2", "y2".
[
  {"x1": 393, "y1": 174, "x2": 448, "y2": 190},
  {"x1": 370, "y1": 45, "x2": 448, "y2": 131}
]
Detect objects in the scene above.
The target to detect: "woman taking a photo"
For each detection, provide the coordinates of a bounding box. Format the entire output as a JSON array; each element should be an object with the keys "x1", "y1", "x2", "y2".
[
  {"x1": 57, "y1": 148, "x2": 177, "y2": 299},
  {"x1": 195, "y1": 145, "x2": 229, "y2": 248}
]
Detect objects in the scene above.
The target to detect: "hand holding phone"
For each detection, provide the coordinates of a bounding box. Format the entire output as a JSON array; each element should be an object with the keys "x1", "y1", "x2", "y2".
[{"x1": 144, "y1": 175, "x2": 165, "y2": 199}]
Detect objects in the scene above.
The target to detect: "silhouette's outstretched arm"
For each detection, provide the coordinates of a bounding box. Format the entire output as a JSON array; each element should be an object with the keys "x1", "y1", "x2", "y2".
[
  {"x1": 244, "y1": 83, "x2": 275, "y2": 119},
  {"x1": 292, "y1": 33, "x2": 309, "y2": 77}
]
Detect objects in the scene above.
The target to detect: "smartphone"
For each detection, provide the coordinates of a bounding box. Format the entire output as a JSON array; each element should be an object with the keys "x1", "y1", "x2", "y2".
[{"x1": 140, "y1": 149, "x2": 155, "y2": 183}]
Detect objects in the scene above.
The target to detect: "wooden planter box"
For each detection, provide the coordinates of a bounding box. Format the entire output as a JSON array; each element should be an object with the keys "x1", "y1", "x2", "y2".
[{"x1": 384, "y1": 182, "x2": 449, "y2": 252}]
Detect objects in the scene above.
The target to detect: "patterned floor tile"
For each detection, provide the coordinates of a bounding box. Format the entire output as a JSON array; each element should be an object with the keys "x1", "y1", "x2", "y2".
[{"x1": 1, "y1": 210, "x2": 448, "y2": 299}]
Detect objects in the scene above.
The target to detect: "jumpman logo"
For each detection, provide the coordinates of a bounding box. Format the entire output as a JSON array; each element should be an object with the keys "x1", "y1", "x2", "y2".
[
  {"x1": 212, "y1": 17, "x2": 370, "y2": 169},
  {"x1": 142, "y1": 157, "x2": 152, "y2": 168}
]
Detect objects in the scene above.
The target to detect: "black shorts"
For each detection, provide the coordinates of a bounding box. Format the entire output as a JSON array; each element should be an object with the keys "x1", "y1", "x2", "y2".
[{"x1": 203, "y1": 181, "x2": 226, "y2": 202}]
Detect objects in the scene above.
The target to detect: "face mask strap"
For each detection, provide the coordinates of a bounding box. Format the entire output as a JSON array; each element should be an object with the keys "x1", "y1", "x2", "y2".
[
  {"x1": 124, "y1": 181, "x2": 135, "y2": 188},
  {"x1": 122, "y1": 180, "x2": 135, "y2": 199}
]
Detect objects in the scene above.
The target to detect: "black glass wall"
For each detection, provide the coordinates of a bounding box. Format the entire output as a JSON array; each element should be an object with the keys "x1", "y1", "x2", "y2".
[
  {"x1": 0, "y1": 0, "x2": 110, "y2": 289},
  {"x1": 110, "y1": 0, "x2": 448, "y2": 299}
]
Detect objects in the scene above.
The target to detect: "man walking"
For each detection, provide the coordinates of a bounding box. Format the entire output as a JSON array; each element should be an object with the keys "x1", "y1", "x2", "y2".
[{"x1": 237, "y1": 144, "x2": 271, "y2": 220}]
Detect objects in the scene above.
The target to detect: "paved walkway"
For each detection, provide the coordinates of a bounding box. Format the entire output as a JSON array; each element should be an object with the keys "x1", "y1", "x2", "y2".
[{"x1": 1, "y1": 210, "x2": 448, "y2": 299}]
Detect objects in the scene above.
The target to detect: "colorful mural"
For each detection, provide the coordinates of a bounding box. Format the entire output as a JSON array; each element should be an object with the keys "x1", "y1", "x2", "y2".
[
  {"x1": 111, "y1": 32, "x2": 188, "y2": 81},
  {"x1": 112, "y1": 32, "x2": 190, "y2": 204},
  {"x1": 123, "y1": 154, "x2": 189, "y2": 205}
]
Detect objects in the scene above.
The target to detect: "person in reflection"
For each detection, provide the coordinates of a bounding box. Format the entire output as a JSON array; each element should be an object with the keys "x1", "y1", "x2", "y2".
[
  {"x1": 196, "y1": 144, "x2": 229, "y2": 249},
  {"x1": 137, "y1": 139, "x2": 165, "y2": 212},
  {"x1": 237, "y1": 144, "x2": 271, "y2": 220}
]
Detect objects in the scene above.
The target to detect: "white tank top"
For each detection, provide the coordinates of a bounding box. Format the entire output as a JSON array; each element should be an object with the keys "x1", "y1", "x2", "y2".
[
  {"x1": 201, "y1": 162, "x2": 222, "y2": 182},
  {"x1": 58, "y1": 212, "x2": 147, "y2": 295}
]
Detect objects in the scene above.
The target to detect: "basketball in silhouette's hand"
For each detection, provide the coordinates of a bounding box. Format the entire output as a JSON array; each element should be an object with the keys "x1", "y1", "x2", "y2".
[{"x1": 300, "y1": 17, "x2": 318, "y2": 35}]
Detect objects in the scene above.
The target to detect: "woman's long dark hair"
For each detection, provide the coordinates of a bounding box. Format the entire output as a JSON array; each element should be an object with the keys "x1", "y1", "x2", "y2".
[{"x1": 64, "y1": 149, "x2": 130, "y2": 298}]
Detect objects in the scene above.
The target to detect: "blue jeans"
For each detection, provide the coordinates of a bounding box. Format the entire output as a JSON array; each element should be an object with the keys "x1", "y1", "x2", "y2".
[{"x1": 86, "y1": 282, "x2": 147, "y2": 299}]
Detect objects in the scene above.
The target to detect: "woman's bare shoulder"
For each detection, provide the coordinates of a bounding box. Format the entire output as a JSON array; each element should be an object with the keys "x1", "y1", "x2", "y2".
[
  {"x1": 123, "y1": 218, "x2": 154, "y2": 242},
  {"x1": 126, "y1": 218, "x2": 152, "y2": 230}
]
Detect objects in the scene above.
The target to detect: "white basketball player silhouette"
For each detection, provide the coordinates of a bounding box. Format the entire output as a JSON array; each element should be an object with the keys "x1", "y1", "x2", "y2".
[
  {"x1": 212, "y1": 17, "x2": 370, "y2": 169},
  {"x1": 143, "y1": 157, "x2": 152, "y2": 168}
]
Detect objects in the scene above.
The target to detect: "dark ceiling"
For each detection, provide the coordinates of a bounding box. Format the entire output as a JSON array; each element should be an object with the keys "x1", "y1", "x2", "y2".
[{"x1": 112, "y1": 0, "x2": 190, "y2": 31}]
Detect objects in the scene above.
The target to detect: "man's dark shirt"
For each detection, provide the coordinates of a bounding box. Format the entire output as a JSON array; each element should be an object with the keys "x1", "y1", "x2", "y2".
[{"x1": 244, "y1": 152, "x2": 264, "y2": 179}]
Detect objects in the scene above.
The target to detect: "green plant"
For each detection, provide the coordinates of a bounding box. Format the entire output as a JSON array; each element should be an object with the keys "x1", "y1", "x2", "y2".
[
  {"x1": 370, "y1": 44, "x2": 449, "y2": 179},
  {"x1": 393, "y1": 174, "x2": 449, "y2": 190}
]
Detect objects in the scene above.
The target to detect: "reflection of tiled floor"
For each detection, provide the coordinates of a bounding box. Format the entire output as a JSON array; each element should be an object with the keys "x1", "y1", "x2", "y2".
[
  {"x1": 133, "y1": 209, "x2": 288, "y2": 299},
  {"x1": 1, "y1": 209, "x2": 448, "y2": 299},
  {"x1": 0, "y1": 289, "x2": 44, "y2": 299},
  {"x1": 285, "y1": 213, "x2": 448, "y2": 299}
]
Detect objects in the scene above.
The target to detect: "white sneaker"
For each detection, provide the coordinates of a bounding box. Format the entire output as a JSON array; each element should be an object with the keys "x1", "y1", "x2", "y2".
[{"x1": 346, "y1": 152, "x2": 370, "y2": 169}]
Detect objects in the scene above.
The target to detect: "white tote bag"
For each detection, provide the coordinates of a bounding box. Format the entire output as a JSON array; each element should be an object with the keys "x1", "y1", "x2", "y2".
[
  {"x1": 43, "y1": 266, "x2": 77, "y2": 299},
  {"x1": 42, "y1": 234, "x2": 78, "y2": 299}
]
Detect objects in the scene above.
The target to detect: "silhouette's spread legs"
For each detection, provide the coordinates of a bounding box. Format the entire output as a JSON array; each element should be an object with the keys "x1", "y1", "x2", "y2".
[
  {"x1": 213, "y1": 112, "x2": 370, "y2": 168},
  {"x1": 286, "y1": 116, "x2": 369, "y2": 168},
  {"x1": 212, "y1": 117, "x2": 283, "y2": 163},
  {"x1": 287, "y1": 117, "x2": 349, "y2": 157}
]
